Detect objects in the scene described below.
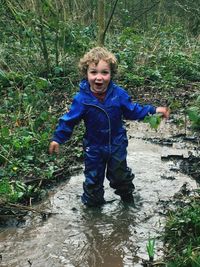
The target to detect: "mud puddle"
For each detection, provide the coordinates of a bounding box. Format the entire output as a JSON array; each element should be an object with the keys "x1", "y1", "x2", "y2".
[{"x1": 0, "y1": 121, "x2": 198, "y2": 267}]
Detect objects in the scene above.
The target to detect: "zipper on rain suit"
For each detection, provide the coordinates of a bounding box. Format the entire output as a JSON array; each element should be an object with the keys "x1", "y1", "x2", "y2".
[{"x1": 52, "y1": 80, "x2": 156, "y2": 206}]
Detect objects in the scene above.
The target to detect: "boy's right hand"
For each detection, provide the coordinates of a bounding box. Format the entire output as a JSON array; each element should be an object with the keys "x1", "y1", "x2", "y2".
[{"x1": 49, "y1": 141, "x2": 60, "y2": 155}]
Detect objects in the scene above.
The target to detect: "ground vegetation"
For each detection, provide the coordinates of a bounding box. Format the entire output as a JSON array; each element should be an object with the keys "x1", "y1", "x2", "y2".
[{"x1": 0, "y1": 0, "x2": 200, "y2": 265}]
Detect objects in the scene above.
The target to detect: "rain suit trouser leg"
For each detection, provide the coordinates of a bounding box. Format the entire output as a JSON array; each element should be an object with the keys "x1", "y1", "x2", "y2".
[
  {"x1": 81, "y1": 141, "x2": 135, "y2": 206},
  {"x1": 81, "y1": 146, "x2": 107, "y2": 207},
  {"x1": 106, "y1": 141, "x2": 135, "y2": 200}
]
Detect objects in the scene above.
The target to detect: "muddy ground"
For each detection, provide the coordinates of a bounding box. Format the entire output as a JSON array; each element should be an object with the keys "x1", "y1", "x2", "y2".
[{"x1": 0, "y1": 115, "x2": 199, "y2": 267}]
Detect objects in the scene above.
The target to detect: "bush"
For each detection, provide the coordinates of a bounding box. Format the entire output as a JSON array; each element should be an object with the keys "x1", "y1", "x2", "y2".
[{"x1": 0, "y1": 70, "x2": 83, "y2": 203}]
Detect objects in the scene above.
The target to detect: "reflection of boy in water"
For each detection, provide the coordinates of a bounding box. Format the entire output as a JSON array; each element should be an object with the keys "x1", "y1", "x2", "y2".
[
  {"x1": 49, "y1": 47, "x2": 170, "y2": 207},
  {"x1": 82, "y1": 208, "x2": 134, "y2": 267}
]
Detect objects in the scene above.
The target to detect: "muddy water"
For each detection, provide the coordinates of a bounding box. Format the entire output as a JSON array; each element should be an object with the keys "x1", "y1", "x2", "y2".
[{"x1": 0, "y1": 121, "x2": 198, "y2": 267}]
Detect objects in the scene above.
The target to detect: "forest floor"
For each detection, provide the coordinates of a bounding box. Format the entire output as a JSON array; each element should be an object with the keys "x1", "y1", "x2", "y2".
[
  {"x1": 0, "y1": 107, "x2": 198, "y2": 267},
  {"x1": 0, "y1": 82, "x2": 199, "y2": 267},
  {"x1": 0, "y1": 81, "x2": 199, "y2": 223}
]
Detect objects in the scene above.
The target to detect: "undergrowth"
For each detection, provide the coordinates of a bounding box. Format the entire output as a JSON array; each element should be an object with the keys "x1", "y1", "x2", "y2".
[
  {"x1": 164, "y1": 194, "x2": 200, "y2": 267},
  {"x1": 0, "y1": 24, "x2": 199, "y2": 208},
  {"x1": 0, "y1": 72, "x2": 84, "y2": 203}
]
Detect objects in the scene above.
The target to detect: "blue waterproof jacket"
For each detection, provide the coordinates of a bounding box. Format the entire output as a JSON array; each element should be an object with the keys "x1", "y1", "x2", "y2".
[{"x1": 52, "y1": 80, "x2": 156, "y2": 146}]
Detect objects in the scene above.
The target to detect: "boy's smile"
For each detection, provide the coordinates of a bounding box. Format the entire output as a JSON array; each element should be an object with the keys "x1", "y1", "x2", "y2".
[{"x1": 87, "y1": 60, "x2": 111, "y2": 94}]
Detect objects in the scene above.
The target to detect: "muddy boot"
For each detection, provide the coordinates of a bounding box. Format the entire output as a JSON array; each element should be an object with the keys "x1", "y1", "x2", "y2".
[
  {"x1": 82, "y1": 196, "x2": 106, "y2": 207},
  {"x1": 114, "y1": 183, "x2": 135, "y2": 204},
  {"x1": 120, "y1": 193, "x2": 134, "y2": 203}
]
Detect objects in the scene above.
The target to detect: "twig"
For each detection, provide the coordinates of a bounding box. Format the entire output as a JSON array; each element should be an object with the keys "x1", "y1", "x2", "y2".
[{"x1": 5, "y1": 203, "x2": 41, "y2": 213}]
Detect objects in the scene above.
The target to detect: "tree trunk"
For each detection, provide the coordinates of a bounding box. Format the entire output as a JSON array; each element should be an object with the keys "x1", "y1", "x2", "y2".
[
  {"x1": 97, "y1": 0, "x2": 105, "y2": 46},
  {"x1": 35, "y1": 0, "x2": 50, "y2": 75}
]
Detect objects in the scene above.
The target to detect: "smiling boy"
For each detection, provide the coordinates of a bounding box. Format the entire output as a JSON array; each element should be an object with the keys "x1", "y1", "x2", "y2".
[{"x1": 49, "y1": 47, "x2": 169, "y2": 207}]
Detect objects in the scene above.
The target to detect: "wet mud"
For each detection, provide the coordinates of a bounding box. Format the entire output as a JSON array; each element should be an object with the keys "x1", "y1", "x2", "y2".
[{"x1": 0, "y1": 120, "x2": 198, "y2": 267}]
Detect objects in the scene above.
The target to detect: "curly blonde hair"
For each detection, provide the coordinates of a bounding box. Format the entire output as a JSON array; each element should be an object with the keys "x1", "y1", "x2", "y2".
[{"x1": 79, "y1": 47, "x2": 118, "y2": 78}]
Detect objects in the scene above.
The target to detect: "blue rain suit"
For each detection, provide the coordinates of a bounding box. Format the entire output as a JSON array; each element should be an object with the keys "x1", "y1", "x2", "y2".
[{"x1": 52, "y1": 80, "x2": 156, "y2": 206}]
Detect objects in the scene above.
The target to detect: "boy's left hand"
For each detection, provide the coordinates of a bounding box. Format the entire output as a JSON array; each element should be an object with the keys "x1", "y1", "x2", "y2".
[{"x1": 156, "y1": 107, "x2": 170, "y2": 119}]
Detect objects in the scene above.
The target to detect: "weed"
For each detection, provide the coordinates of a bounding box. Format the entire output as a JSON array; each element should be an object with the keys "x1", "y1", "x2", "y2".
[
  {"x1": 144, "y1": 114, "x2": 162, "y2": 130},
  {"x1": 187, "y1": 95, "x2": 200, "y2": 132},
  {"x1": 146, "y1": 237, "x2": 156, "y2": 262}
]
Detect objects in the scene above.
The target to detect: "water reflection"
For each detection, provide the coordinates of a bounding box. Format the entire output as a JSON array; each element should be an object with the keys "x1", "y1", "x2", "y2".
[
  {"x1": 0, "y1": 125, "x2": 198, "y2": 267},
  {"x1": 77, "y1": 203, "x2": 138, "y2": 267}
]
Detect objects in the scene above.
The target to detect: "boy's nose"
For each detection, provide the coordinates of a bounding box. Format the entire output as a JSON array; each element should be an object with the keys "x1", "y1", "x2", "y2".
[{"x1": 96, "y1": 73, "x2": 103, "y2": 80}]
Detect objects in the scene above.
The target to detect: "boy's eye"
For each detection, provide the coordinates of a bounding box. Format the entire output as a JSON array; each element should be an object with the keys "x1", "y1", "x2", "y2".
[
  {"x1": 90, "y1": 70, "x2": 97, "y2": 74},
  {"x1": 101, "y1": 70, "x2": 110, "y2": 75},
  {"x1": 88, "y1": 70, "x2": 110, "y2": 75}
]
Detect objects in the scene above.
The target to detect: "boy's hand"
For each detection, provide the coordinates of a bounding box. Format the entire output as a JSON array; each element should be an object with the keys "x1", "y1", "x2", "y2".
[
  {"x1": 156, "y1": 107, "x2": 170, "y2": 119},
  {"x1": 49, "y1": 141, "x2": 60, "y2": 155}
]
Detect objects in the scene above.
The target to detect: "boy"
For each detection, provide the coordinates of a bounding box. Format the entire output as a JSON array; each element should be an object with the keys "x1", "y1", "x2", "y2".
[{"x1": 49, "y1": 47, "x2": 169, "y2": 207}]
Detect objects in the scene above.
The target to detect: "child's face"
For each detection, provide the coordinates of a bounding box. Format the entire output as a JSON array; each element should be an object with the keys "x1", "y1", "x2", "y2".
[{"x1": 87, "y1": 60, "x2": 111, "y2": 94}]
